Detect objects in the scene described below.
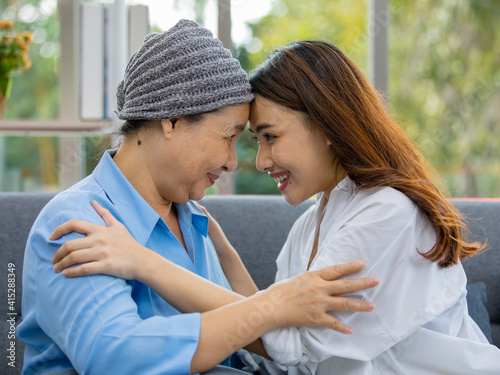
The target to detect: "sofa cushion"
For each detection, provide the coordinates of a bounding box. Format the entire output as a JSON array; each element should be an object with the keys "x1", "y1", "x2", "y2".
[{"x1": 466, "y1": 281, "x2": 492, "y2": 343}]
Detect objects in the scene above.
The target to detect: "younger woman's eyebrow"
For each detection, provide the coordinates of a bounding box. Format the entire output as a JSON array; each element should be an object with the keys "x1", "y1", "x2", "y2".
[{"x1": 249, "y1": 123, "x2": 274, "y2": 134}]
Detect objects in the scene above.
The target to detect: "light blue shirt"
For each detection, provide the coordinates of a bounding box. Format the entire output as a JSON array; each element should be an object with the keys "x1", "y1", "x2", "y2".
[{"x1": 18, "y1": 150, "x2": 231, "y2": 374}]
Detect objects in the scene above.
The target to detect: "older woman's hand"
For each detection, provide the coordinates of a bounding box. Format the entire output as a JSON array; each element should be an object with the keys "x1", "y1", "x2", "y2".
[{"x1": 265, "y1": 261, "x2": 378, "y2": 333}]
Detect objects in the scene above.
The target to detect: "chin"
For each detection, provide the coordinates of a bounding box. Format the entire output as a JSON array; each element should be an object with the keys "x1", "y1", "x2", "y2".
[
  {"x1": 174, "y1": 196, "x2": 191, "y2": 204},
  {"x1": 189, "y1": 189, "x2": 208, "y2": 202},
  {"x1": 283, "y1": 193, "x2": 306, "y2": 207}
]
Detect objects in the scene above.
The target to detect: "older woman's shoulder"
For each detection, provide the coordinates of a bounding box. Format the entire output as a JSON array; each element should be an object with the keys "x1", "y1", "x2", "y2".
[{"x1": 35, "y1": 176, "x2": 107, "y2": 225}]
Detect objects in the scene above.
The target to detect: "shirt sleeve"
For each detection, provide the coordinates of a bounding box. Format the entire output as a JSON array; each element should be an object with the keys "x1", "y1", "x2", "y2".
[
  {"x1": 27, "y1": 206, "x2": 201, "y2": 375},
  {"x1": 262, "y1": 188, "x2": 466, "y2": 370}
]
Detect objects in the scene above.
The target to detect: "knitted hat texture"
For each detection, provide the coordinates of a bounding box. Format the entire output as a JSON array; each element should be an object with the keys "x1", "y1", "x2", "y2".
[{"x1": 116, "y1": 19, "x2": 254, "y2": 120}]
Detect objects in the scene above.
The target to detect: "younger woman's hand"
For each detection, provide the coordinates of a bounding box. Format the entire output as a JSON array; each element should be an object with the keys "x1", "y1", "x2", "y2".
[{"x1": 50, "y1": 201, "x2": 149, "y2": 280}]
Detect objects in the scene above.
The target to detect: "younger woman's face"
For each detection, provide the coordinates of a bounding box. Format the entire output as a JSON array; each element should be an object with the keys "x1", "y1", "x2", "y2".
[{"x1": 249, "y1": 94, "x2": 344, "y2": 206}]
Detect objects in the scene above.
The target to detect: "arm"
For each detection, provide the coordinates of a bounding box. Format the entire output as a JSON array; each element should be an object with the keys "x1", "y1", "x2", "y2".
[
  {"x1": 26, "y1": 207, "x2": 203, "y2": 375},
  {"x1": 196, "y1": 203, "x2": 258, "y2": 296},
  {"x1": 51, "y1": 201, "x2": 379, "y2": 373}
]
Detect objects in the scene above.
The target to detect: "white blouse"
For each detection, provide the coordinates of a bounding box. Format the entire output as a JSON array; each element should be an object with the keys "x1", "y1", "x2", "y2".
[{"x1": 262, "y1": 177, "x2": 500, "y2": 374}]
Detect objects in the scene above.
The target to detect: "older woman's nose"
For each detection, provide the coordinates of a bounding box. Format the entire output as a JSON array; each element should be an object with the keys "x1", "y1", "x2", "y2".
[
  {"x1": 223, "y1": 143, "x2": 238, "y2": 172},
  {"x1": 255, "y1": 145, "x2": 273, "y2": 172}
]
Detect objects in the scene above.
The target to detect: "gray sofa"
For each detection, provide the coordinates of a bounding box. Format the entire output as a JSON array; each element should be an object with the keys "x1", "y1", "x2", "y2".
[{"x1": 0, "y1": 193, "x2": 498, "y2": 374}]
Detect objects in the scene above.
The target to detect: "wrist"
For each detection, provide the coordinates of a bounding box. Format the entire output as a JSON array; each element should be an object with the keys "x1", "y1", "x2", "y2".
[
  {"x1": 248, "y1": 288, "x2": 284, "y2": 331},
  {"x1": 135, "y1": 247, "x2": 161, "y2": 283}
]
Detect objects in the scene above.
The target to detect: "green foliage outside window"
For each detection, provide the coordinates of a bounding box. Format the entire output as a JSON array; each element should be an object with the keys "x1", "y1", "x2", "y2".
[{"x1": 236, "y1": 0, "x2": 500, "y2": 197}]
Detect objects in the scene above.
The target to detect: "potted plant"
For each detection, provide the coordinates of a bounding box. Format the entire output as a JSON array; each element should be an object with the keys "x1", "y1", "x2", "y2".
[{"x1": 0, "y1": 19, "x2": 33, "y2": 119}]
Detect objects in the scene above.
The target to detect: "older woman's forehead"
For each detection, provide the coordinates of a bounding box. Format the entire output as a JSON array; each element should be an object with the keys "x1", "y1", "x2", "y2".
[{"x1": 210, "y1": 116, "x2": 248, "y2": 134}]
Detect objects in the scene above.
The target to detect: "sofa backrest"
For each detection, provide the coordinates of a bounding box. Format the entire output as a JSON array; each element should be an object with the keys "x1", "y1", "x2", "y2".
[
  {"x1": 0, "y1": 192, "x2": 55, "y2": 374},
  {"x1": 455, "y1": 200, "x2": 500, "y2": 344}
]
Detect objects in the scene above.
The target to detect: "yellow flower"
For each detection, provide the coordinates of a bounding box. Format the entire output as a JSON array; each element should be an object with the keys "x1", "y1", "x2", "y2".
[
  {"x1": 0, "y1": 19, "x2": 33, "y2": 78},
  {"x1": 23, "y1": 32, "x2": 33, "y2": 43},
  {"x1": 0, "y1": 20, "x2": 14, "y2": 30}
]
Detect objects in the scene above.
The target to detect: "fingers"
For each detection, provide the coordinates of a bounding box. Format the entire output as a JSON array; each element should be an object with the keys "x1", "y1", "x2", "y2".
[
  {"x1": 327, "y1": 277, "x2": 379, "y2": 296},
  {"x1": 49, "y1": 220, "x2": 98, "y2": 241},
  {"x1": 53, "y1": 247, "x2": 97, "y2": 273},
  {"x1": 195, "y1": 202, "x2": 213, "y2": 220},
  {"x1": 51, "y1": 237, "x2": 96, "y2": 266},
  {"x1": 91, "y1": 201, "x2": 120, "y2": 227},
  {"x1": 50, "y1": 202, "x2": 119, "y2": 242},
  {"x1": 195, "y1": 202, "x2": 208, "y2": 214},
  {"x1": 319, "y1": 316, "x2": 354, "y2": 335},
  {"x1": 321, "y1": 295, "x2": 378, "y2": 334},
  {"x1": 60, "y1": 262, "x2": 105, "y2": 278},
  {"x1": 317, "y1": 261, "x2": 365, "y2": 281},
  {"x1": 312, "y1": 262, "x2": 379, "y2": 323},
  {"x1": 327, "y1": 295, "x2": 375, "y2": 313}
]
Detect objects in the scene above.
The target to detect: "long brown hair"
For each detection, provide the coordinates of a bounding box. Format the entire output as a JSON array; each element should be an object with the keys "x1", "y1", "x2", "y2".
[{"x1": 250, "y1": 40, "x2": 484, "y2": 268}]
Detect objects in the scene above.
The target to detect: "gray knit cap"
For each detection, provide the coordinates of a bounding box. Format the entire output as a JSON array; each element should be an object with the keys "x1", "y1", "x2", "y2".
[{"x1": 116, "y1": 19, "x2": 254, "y2": 120}]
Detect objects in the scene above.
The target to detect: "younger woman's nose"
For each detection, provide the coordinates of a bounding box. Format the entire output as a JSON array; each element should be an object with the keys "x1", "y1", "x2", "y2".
[{"x1": 255, "y1": 146, "x2": 273, "y2": 172}]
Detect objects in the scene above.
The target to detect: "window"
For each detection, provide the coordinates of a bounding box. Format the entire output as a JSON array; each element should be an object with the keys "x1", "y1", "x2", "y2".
[{"x1": 1, "y1": 0, "x2": 498, "y2": 197}]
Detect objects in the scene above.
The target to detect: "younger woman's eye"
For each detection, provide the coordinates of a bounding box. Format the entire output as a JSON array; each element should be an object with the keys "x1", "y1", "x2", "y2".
[
  {"x1": 251, "y1": 135, "x2": 259, "y2": 143},
  {"x1": 263, "y1": 134, "x2": 276, "y2": 142}
]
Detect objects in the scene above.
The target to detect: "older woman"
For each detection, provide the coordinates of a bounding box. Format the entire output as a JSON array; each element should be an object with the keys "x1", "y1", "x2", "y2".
[{"x1": 17, "y1": 20, "x2": 376, "y2": 375}]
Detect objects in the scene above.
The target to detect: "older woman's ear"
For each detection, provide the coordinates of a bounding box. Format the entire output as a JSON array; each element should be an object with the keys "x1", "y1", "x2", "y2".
[{"x1": 160, "y1": 119, "x2": 177, "y2": 140}]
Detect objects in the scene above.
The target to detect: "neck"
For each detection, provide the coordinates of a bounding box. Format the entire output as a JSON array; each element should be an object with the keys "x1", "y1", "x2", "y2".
[
  {"x1": 113, "y1": 138, "x2": 174, "y2": 220},
  {"x1": 323, "y1": 169, "x2": 348, "y2": 197}
]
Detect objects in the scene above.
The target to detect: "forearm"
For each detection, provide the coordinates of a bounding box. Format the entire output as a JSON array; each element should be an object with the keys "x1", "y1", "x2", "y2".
[
  {"x1": 210, "y1": 227, "x2": 259, "y2": 296},
  {"x1": 138, "y1": 249, "x2": 245, "y2": 313},
  {"x1": 191, "y1": 292, "x2": 275, "y2": 373},
  {"x1": 138, "y1": 249, "x2": 271, "y2": 372},
  {"x1": 217, "y1": 242, "x2": 259, "y2": 296}
]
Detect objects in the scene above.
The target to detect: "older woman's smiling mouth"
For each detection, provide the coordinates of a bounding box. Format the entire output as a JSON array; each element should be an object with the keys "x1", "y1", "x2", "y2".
[{"x1": 207, "y1": 173, "x2": 220, "y2": 186}]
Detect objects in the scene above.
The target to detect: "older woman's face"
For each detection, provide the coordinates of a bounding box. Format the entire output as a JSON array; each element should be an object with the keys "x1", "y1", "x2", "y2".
[{"x1": 157, "y1": 103, "x2": 250, "y2": 203}]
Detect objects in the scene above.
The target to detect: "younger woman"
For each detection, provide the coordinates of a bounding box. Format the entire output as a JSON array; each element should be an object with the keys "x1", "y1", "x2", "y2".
[
  {"x1": 246, "y1": 40, "x2": 500, "y2": 374},
  {"x1": 51, "y1": 40, "x2": 500, "y2": 374}
]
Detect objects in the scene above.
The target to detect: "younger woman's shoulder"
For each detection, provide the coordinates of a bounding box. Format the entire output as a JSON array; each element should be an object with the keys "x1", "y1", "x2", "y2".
[{"x1": 353, "y1": 184, "x2": 418, "y2": 218}]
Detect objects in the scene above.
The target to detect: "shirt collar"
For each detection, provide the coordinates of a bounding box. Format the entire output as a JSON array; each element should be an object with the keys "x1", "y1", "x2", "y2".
[
  {"x1": 317, "y1": 176, "x2": 355, "y2": 218},
  {"x1": 92, "y1": 150, "x2": 209, "y2": 243},
  {"x1": 176, "y1": 201, "x2": 209, "y2": 237}
]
